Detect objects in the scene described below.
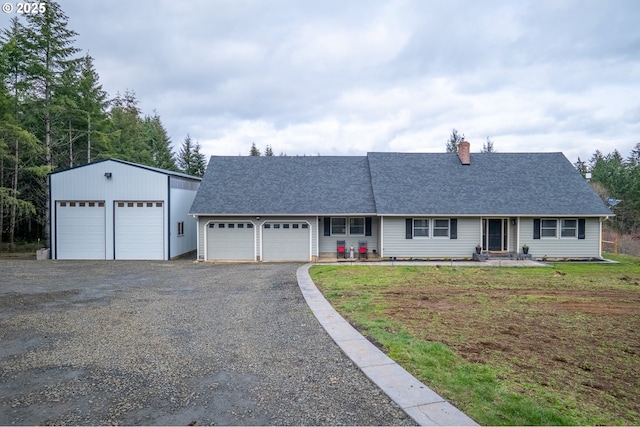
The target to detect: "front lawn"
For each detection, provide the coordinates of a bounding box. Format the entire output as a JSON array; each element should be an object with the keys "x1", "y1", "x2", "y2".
[{"x1": 310, "y1": 254, "x2": 640, "y2": 426}]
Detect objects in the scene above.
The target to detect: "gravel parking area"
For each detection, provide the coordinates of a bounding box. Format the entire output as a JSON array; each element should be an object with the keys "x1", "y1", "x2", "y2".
[{"x1": 0, "y1": 260, "x2": 414, "y2": 426}]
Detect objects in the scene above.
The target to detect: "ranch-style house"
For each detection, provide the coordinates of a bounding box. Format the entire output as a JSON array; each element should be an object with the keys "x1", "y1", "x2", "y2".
[{"x1": 190, "y1": 141, "x2": 612, "y2": 262}]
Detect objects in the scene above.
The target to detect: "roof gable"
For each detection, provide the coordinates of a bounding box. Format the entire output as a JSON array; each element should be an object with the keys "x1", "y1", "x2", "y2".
[{"x1": 49, "y1": 158, "x2": 201, "y2": 181}]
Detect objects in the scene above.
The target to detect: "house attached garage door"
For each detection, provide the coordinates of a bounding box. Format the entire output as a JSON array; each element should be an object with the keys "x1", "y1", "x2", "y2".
[
  {"x1": 115, "y1": 201, "x2": 164, "y2": 260},
  {"x1": 56, "y1": 201, "x2": 106, "y2": 259},
  {"x1": 262, "y1": 222, "x2": 310, "y2": 261},
  {"x1": 206, "y1": 222, "x2": 255, "y2": 261}
]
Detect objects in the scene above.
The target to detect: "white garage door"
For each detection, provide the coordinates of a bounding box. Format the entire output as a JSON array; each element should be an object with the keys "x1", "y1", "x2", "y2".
[
  {"x1": 262, "y1": 222, "x2": 310, "y2": 261},
  {"x1": 206, "y1": 222, "x2": 255, "y2": 261},
  {"x1": 115, "y1": 201, "x2": 164, "y2": 260},
  {"x1": 56, "y1": 201, "x2": 106, "y2": 259}
]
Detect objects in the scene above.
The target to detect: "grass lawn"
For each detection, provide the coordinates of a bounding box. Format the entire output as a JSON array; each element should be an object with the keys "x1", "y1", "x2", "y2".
[{"x1": 310, "y1": 254, "x2": 640, "y2": 426}]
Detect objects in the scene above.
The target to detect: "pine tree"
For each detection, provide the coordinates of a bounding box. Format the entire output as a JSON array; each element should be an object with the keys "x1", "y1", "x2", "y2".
[
  {"x1": 103, "y1": 90, "x2": 151, "y2": 164},
  {"x1": 264, "y1": 144, "x2": 274, "y2": 156},
  {"x1": 481, "y1": 137, "x2": 496, "y2": 153},
  {"x1": 250, "y1": 142, "x2": 260, "y2": 156},
  {"x1": 446, "y1": 129, "x2": 464, "y2": 152},
  {"x1": 177, "y1": 134, "x2": 207, "y2": 177},
  {"x1": 143, "y1": 112, "x2": 177, "y2": 171}
]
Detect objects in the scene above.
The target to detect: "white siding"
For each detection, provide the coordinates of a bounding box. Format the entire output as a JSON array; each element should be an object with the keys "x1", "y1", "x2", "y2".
[
  {"x1": 519, "y1": 217, "x2": 601, "y2": 259},
  {"x1": 50, "y1": 160, "x2": 199, "y2": 260},
  {"x1": 169, "y1": 183, "x2": 199, "y2": 258},
  {"x1": 382, "y1": 217, "x2": 480, "y2": 259}
]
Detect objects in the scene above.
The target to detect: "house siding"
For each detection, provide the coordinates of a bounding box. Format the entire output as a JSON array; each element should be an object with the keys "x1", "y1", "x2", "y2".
[
  {"x1": 382, "y1": 217, "x2": 478, "y2": 259},
  {"x1": 519, "y1": 217, "x2": 602, "y2": 259},
  {"x1": 318, "y1": 216, "x2": 380, "y2": 257},
  {"x1": 168, "y1": 183, "x2": 199, "y2": 258}
]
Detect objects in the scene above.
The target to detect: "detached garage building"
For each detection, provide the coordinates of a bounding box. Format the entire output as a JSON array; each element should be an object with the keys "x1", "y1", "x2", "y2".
[{"x1": 50, "y1": 159, "x2": 201, "y2": 260}]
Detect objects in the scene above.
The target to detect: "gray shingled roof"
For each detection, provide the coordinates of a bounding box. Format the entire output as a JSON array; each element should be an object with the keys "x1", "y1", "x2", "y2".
[
  {"x1": 190, "y1": 156, "x2": 377, "y2": 215},
  {"x1": 368, "y1": 152, "x2": 612, "y2": 216},
  {"x1": 191, "y1": 152, "x2": 612, "y2": 217}
]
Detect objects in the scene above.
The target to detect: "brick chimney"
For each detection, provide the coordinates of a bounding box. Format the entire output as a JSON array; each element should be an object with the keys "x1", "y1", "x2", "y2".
[{"x1": 458, "y1": 140, "x2": 470, "y2": 165}]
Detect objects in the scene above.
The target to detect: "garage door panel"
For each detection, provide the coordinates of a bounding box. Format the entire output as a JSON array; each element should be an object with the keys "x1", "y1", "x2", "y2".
[
  {"x1": 262, "y1": 223, "x2": 310, "y2": 261},
  {"x1": 207, "y1": 223, "x2": 254, "y2": 260},
  {"x1": 56, "y1": 201, "x2": 106, "y2": 260},
  {"x1": 115, "y1": 201, "x2": 164, "y2": 260}
]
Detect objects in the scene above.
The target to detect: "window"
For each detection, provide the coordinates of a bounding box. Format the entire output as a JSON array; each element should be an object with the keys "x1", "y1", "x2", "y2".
[
  {"x1": 247, "y1": 223, "x2": 254, "y2": 229},
  {"x1": 413, "y1": 219, "x2": 429, "y2": 237},
  {"x1": 349, "y1": 218, "x2": 365, "y2": 235},
  {"x1": 561, "y1": 219, "x2": 577, "y2": 238},
  {"x1": 541, "y1": 219, "x2": 557, "y2": 238},
  {"x1": 218, "y1": 223, "x2": 225, "y2": 228},
  {"x1": 302, "y1": 224, "x2": 308, "y2": 229},
  {"x1": 228, "y1": 223, "x2": 235, "y2": 228},
  {"x1": 433, "y1": 219, "x2": 450, "y2": 238},
  {"x1": 331, "y1": 217, "x2": 346, "y2": 235},
  {"x1": 177, "y1": 221, "x2": 184, "y2": 236},
  {"x1": 292, "y1": 224, "x2": 299, "y2": 229},
  {"x1": 283, "y1": 224, "x2": 290, "y2": 229},
  {"x1": 264, "y1": 224, "x2": 271, "y2": 229},
  {"x1": 208, "y1": 223, "x2": 215, "y2": 228},
  {"x1": 274, "y1": 224, "x2": 280, "y2": 229},
  {"x1": 238, "y1": 223, "x2": 244, "y2": 229}
]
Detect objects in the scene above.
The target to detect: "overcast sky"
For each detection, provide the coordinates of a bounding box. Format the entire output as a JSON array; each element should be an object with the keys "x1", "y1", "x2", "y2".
[{"x1": 3, "y1": 0, "x2": 640, "y2": 163}]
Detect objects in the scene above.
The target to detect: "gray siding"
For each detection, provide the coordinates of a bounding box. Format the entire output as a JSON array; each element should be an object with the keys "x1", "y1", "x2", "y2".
[
  {"x1": 318, "y1": 216, "x2": 380, "y2": 256},
  {"x1": 519, "y1": 217, "x2": 601, "y2": 259},
  {"x1": 382, "y1": 217, "x2": 479, "y2": 259}
]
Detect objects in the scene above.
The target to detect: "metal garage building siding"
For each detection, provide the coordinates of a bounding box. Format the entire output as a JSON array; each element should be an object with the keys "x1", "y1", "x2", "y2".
[{"x1": 50, "y1": 160, "x2": 200, "y2": 260}]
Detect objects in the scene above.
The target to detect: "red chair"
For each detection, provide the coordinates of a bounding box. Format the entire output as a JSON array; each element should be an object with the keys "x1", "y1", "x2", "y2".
[
  {"x1": 337, "y1": 240, "x2": 346, "y2": 259},
  {"x1": 358, "y1": 240, "x2": 367, "y2": 259}
]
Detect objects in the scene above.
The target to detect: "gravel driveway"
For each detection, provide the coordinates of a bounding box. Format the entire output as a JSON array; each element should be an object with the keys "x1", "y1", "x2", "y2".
[{"x1": 0, "y1": 260, "x2": 414, "y2": 426}]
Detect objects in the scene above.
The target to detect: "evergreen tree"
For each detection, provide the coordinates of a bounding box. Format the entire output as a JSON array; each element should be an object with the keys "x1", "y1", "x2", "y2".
[
  {"x1": 177, "y1": 134, "x2": 207, "y2": 177},
  {"x1": 481, "y1": 137, "x2": 496, "y2": 153},
  {"x1": 143, "y1": 112, "x2": 177, "y2": 171},
  {"x1": 250, "y1": 142, "x2": 260, "y2": 156},
  {"x1": 102, "y1": 90, "x2": 151, "y2": 164},
  {"x1": 446, "y1": 129, "x2": 464, "y2": 152},
  {"x1": 264, "y1": 144, "x2": 274, "y2": 156}
]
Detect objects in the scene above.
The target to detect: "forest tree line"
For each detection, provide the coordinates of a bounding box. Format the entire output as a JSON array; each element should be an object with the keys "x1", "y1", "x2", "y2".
[
  {"x1": 0, "y1": 2, "x2": 206, "y2": 249},
  {"x1": 1, "y1": 2, "x2": 638, "y2": 249}
]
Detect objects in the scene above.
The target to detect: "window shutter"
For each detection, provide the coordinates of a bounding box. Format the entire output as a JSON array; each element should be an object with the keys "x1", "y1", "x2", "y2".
[
  {"x1": 450, "y1": 218, "x2": 457, "y2": 239},
  {"x1": 578, "y1": 218, "x2": 586, "y2": 240},
  {"x1": 365, "y1": 217, "x2": 372, "y2": 236},
  {"x1": 533, "y1": 218, "x2": 541, "y2": 239},
  {"x1": 405, "y1": 218, "x2": 413, "y2": 239},
  {"x1": 324, "y1": 217, "x2": 330, "y2": 236}
]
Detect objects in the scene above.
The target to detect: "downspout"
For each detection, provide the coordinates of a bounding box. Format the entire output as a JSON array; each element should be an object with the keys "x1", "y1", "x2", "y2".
[
  {"x1": 167, "y1": 176, "x2": 171, "y2": 260},
  {"x1": 380, "y1": 216, "x2": 384, "y2": 258}
]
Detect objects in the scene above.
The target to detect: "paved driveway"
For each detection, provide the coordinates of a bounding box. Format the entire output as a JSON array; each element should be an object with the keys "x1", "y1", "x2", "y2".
[{"x1": 0, "y1": 260, "x2": 413, "y2": 425}]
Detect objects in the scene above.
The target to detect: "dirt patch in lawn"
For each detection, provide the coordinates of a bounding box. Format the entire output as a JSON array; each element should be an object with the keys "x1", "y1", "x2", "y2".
[{"x1": 376, "y1": 272, "x2": 640, "y2": 424}]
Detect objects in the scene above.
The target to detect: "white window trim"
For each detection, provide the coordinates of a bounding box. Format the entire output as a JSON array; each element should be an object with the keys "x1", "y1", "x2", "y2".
[
  {"x1": 560, "y1": 218, "x2": 578, "y2": 239},
  {"x1": 349, "y1": 217, "x2": 366, "y2": 236},
  {"x1": 413, "y1": 218, "x2": 430, "y2": 238},
  {"x1": 331, "y1": 217, "x2": 347, "y2": 235},
  {"x1": 541, "y1": 218, "x2": 558, "y2": 239},
  {"x1": 433, "y1": 218, "x2": 450, "y2": 239}
]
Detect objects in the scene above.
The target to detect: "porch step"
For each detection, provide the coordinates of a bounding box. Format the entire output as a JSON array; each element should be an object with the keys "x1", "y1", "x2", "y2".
[{"x1": 474, "y1": 252, "x2": 532, "y2": 261}]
